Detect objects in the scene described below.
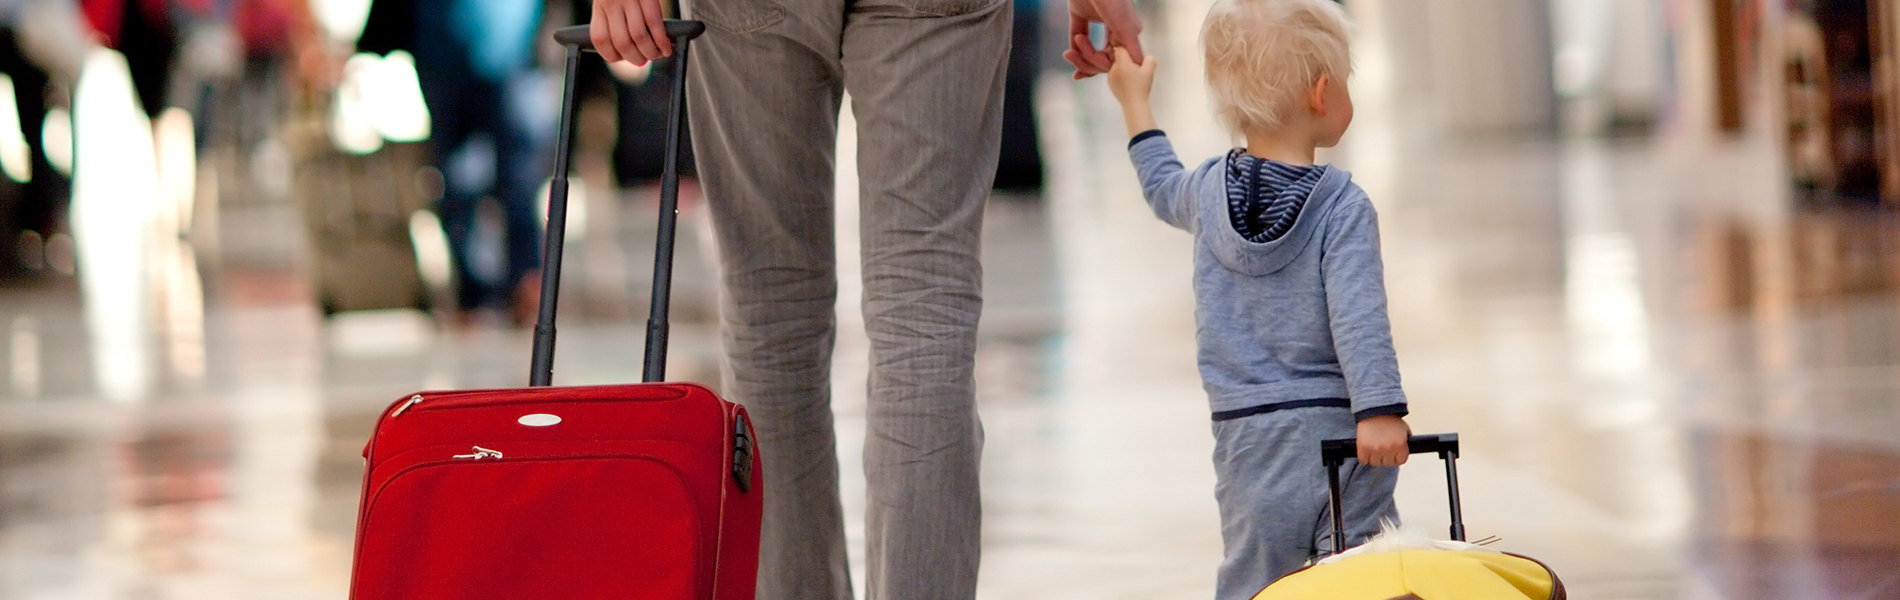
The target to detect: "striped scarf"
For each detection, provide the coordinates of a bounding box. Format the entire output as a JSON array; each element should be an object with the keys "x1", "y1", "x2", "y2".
[{"x1": 1225, "y1": 150, "x2": 1323, "y2": 243}]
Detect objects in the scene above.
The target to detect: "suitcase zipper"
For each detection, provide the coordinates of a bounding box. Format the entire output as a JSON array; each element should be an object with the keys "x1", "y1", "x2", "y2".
[
  {"x1": 391, "y1": 394, "x2": 425, "y2": 417},
  {"x1": 452, "y1": 446, "x2": 504, "y2": 460}
]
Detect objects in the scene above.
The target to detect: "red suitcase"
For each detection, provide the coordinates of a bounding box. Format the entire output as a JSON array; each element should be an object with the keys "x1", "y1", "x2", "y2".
[{"x1": 348, "y1": 21, "x2": 764, "y2": 600}]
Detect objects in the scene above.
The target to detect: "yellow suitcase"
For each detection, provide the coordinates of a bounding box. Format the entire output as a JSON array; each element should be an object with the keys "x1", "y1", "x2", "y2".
[{"x1": 1252, "y1": 435, "x2": 1564, "y2": 600}]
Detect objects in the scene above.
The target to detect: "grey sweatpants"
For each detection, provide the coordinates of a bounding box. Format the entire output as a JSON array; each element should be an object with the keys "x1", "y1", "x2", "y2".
[
  {"x1": 682, "y1": 0, "x2": 1012, "y2": 599},
  {"x1": 1212, "y1": 406, "x2": 1399, "y2": 599}
]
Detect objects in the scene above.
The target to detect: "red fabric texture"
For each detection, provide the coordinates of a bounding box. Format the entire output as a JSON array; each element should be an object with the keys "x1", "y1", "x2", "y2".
[
  {"x1": 350, "y1": 384, "x2": 762, "y2": 600},
  {"x1": 79, "y1": 0, "x2": 123, "y2": 46},
  {"x1": 234, "y1": 0, "x2": 294, "y2": 56},
  {"x1": 78, "y1": 0, "x2": 171, "y2": 47}
]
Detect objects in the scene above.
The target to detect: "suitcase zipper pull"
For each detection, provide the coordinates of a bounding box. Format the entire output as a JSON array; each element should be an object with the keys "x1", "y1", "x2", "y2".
[
  {"x1": 452, "y1": 446, "x2": 504, "y2": 460},
  {"x1": 392, "y1": 394, "x2": 425, "y2": 417}
]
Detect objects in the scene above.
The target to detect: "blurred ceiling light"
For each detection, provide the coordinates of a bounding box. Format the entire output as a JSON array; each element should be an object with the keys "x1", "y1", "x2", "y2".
[
  {"x1": 311, "y1": 0, "x2": 373, "y2": 46},
  {"x1": 330, "y1": 55, "x2": 384, "y2": 154},
  {"x1": 72, "y1": 48, "x2": 159, "y2": 403},
  {"x1": 0, "y1": 75, "x2": 30, "y2": 183},
  {"x1": 154, "y1": 108, "x2": 196, "y2": 239},
  {"x1": 364, "y1": 52, "x2": 432, "y2": 142},
  {"x1": 409, "y1": 209, "x2": 453, "y2": 292},
  {"x1": 41, "y1": 107, "x2": 72, "y2": 176},
  {"x1": 331, "y1": 52, "x2": 432, "y2": 153}
]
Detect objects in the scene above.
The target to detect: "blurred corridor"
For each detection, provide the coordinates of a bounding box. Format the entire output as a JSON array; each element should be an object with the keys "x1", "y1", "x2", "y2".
[{"x1": 1, "y1": 0, "x2": 1899, "y2": 599}]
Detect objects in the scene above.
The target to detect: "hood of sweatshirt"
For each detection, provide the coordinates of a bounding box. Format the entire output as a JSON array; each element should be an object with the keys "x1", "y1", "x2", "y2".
[{"x1": 1203, "y1": 160, "x2": 1353, "y2": 277}]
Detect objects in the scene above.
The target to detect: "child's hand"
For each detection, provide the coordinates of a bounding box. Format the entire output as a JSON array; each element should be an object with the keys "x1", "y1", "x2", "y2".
[
  {"x1": 1355, "y1": 415, "x2": 1411, "y2": 467},
  {"x1": 1106, "y1": 46, "x2": 1156, "y2": 108}
]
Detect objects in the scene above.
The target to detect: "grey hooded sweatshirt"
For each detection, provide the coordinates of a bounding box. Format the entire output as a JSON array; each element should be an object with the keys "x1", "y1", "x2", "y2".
[{"x1": 1129, "y1": 133, "x2": 1407, "y2": 421}]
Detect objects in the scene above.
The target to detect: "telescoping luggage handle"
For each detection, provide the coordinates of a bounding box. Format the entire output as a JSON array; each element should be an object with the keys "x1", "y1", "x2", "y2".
[
  {"x1": 531, "y1": 21, "x2": 707, "y2": 387},
  {"x1": 1320, "y1": 433, "x2": 1463, "y2": 554}
]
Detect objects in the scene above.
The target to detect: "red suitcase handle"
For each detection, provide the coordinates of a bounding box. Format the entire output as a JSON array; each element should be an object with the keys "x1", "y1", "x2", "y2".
[{"x1": 530, "y1": 21, "x2": 707, "y2": 387}]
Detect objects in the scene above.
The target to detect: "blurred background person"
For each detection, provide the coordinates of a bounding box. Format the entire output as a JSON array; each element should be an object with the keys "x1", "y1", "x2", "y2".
[
  {"x1": 0, "y1": 0, "x2": 82, "y2": 280},
  {"x1": 362, "y1": 0, "x2": 550, "y2": 327},
  {"x1": 79, "y1": 0, "x2": 174, "y2": 116}
]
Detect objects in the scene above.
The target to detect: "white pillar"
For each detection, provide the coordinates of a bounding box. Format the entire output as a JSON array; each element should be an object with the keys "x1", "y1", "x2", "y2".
[{"x1": 1425, "y1": 0, "x2": 1558, "y2": 133}]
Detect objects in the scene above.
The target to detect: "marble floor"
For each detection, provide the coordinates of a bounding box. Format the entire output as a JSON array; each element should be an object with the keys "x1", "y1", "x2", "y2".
[{"x1": 4, "y1": 4, "x2": 1900, "y2": 600}]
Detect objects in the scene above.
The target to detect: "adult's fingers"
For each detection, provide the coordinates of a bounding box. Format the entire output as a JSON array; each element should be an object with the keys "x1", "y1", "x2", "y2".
[
  {"x1": 640, "y1": 0, "x2": 673, "y2": 57},
  {"x1": 1074, "y1": 33, "x2": 1110, "y2": 70},
  {"x1": 1115, "y1": 33, "x2": 1146, "y2": 65},
  {"x1": 619, "y1": 4, "x2": 664, "y2": 63},
  {"x1": 1064, "y1": 32, "x2": 1096, "y2": 66},
  {"x1": 1063, "y1": 49, "x2": 1090, "y2": 78},
  {"x1": 1064, "y1": 39, "x2": 1109, "y2": 79},
  {"x1": 591, "y1": 3, "x2": 622, "y2": 63},
  {"x1": 602, "y1": 8, "x2": 642, "y2": 65},
  {"x1": 1093, "y1": 0, "x2": 1144, "y2": 62}
]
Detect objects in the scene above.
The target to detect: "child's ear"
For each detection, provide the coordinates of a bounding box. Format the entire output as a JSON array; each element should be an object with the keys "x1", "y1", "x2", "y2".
[{"x1": 1311, "y1": 74, "x2": 1331, "y2": 117}]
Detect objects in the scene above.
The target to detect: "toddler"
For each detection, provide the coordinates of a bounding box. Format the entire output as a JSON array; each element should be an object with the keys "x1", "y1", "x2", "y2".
[{"x1": 1104, "y1": 0, "x2": 1412, "y2": 596}]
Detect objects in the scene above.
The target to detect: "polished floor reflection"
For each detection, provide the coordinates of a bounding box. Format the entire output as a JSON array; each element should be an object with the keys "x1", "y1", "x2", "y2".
[{"x1": 7, "y1": 13, "x2": 1900, "y2": 600}]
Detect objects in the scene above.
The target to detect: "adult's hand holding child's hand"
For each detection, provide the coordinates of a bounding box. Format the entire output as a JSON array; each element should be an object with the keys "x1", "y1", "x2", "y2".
[
  {"x1": 1067, "y1": 0, "x2": 1144, "y2": 79},
  {"x1": 1355, "y1": 415, "x2": 1411, "y2": 467},
  {"x1": 1106, "y1": 47, "x2": 1156, "y2": 106},
  {"x1": 592, "y1": 0, "x2": 674, "y2": 66}
]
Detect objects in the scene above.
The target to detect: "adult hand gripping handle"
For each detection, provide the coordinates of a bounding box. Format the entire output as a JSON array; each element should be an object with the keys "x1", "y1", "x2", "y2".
[{"x1": 553, "y1": 21, "x2": 707, "y2": 50}]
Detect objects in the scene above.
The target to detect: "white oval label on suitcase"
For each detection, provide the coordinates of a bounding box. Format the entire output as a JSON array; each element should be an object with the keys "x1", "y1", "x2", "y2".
[{"x1": 518, "y1": 413, "x2": 562, "y2": 427}]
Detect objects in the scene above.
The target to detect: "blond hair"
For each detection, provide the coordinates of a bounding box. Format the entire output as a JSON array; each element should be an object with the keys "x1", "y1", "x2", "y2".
[{"x1": 1202, "y1": 0, "x2": 1353, "y2": 133}]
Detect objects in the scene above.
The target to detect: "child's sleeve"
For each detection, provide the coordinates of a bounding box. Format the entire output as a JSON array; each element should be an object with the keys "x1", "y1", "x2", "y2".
[
  {"x1": 1127, "y1": 131, "x2": 1198, "y2": 230},
  {"x1": 1320, "y1": 197, "x2": 1409, "y2": 421}
]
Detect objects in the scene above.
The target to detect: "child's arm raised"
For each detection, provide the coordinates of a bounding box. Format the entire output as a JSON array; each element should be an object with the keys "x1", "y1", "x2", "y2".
[
  {"x1": 1111, "y1": 48, "x2": 1196, "y2": 230},
  {"x1": 1107, "y1": 47, "x2": 1158, "y2": 136}
]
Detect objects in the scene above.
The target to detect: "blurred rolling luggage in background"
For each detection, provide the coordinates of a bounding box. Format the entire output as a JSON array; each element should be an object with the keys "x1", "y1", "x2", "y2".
[
  {"x1": 347, "y1": 20, "x2": 764, "y2": 600},
  {"x1": 290, "y1": 131, "x2": 431, "y2": 316},
  {"x1": 1252, "y1": 434, "x2": 1566, "y2": 600}
]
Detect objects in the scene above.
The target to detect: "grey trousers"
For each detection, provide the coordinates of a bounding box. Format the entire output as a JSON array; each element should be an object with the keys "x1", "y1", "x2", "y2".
[
  {"x1": 681, "y1": 0, "x2": 1012, "y2": 598},
  {"x1": 1211, "y1": 407, "x2": 1400, "y2": 600}
]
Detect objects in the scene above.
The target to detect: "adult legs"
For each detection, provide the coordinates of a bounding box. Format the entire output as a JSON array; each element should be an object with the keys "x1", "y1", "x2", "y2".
[
  {"x1": 423, "y1": 81, "x2": 492, "y2": 311},
  {"x1": 686, "y1": 1, "x2": 853, "y2": 598},
  {"x1": 415, "y1": 40, "x2": 485, "y2": 311},
  {"x1": 841, "y1": 2, "x2": 1009, "y2": 598},
  {"x1": 495, "y1": 71, "x2": 551, "y2": 313}
]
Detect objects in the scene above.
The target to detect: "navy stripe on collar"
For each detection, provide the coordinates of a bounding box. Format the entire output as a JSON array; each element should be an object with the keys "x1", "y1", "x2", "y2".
[{"x1": 1225, "y1": 150, "x2": 1323, "y2": 243}]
